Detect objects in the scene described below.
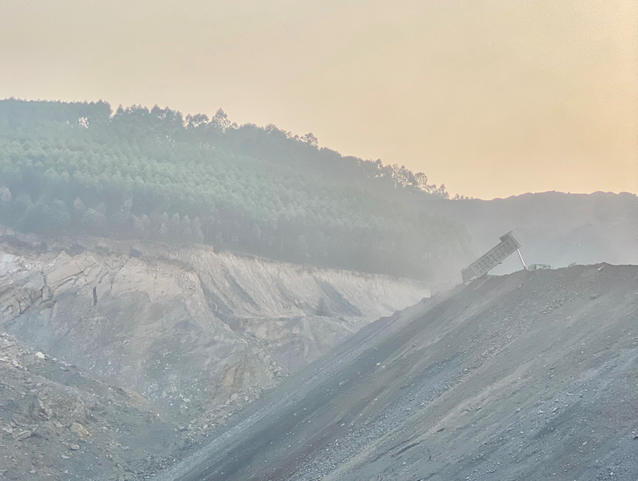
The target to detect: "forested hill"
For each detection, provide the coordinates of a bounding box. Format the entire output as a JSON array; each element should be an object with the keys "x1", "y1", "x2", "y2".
[{"x1": 0, "y1": 99, "x2": 472, "y2": 280}]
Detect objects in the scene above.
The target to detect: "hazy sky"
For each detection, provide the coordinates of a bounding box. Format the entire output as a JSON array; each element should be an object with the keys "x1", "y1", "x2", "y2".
[{"x1": 1, "y1": 0, "x2": 636, "y2": 199}]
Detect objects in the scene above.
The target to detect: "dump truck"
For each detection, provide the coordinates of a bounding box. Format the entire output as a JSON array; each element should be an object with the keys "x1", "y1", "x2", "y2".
[{"x1": 462, "y1": 231, "x2": 523, "y2": 283}]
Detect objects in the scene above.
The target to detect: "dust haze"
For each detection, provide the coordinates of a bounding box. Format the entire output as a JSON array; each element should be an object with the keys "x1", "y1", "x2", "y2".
[{"x1": 0, "y1": 2, "x2": 637, "y2": 481}]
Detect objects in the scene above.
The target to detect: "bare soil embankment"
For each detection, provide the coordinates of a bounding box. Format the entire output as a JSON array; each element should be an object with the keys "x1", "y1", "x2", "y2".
[{"x1": 165, "y1": 264, "x2": 638, "y2": 481}]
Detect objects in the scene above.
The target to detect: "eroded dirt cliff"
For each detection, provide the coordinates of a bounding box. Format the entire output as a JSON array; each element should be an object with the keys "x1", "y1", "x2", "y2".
[{"x1": 0, "y1": 232, "x2": 429, "y2": 426}]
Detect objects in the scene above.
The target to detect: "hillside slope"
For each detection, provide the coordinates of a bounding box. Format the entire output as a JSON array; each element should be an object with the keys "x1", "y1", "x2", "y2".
[
  {"x1": 163, "y1": 264, "x2": 638, "y2": 481},
  {"x1": 0, "y1": 99, "x2": 471, "y2": 280}
]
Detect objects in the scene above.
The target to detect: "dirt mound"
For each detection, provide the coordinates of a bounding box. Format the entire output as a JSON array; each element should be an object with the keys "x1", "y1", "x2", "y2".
[{"x1": 163, "y1": 264, "x2": 638, "y2": 481}]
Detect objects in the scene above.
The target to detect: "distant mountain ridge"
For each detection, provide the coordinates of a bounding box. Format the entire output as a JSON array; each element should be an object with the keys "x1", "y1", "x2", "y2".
[{"x1": 416, "y1": 191, "x2": 638, "y2": 277}]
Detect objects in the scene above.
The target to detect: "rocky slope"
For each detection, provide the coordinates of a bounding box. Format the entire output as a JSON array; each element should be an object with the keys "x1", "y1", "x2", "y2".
[
  {"x1": 0, "y1": 331, "x2": 181, "y2": 481},
  {"x1": 0, "y1": 230, "x2": 429, "y2": 426},
  {"x1": 163, "y1": 264, "x2": 638, "y2": 481}
]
